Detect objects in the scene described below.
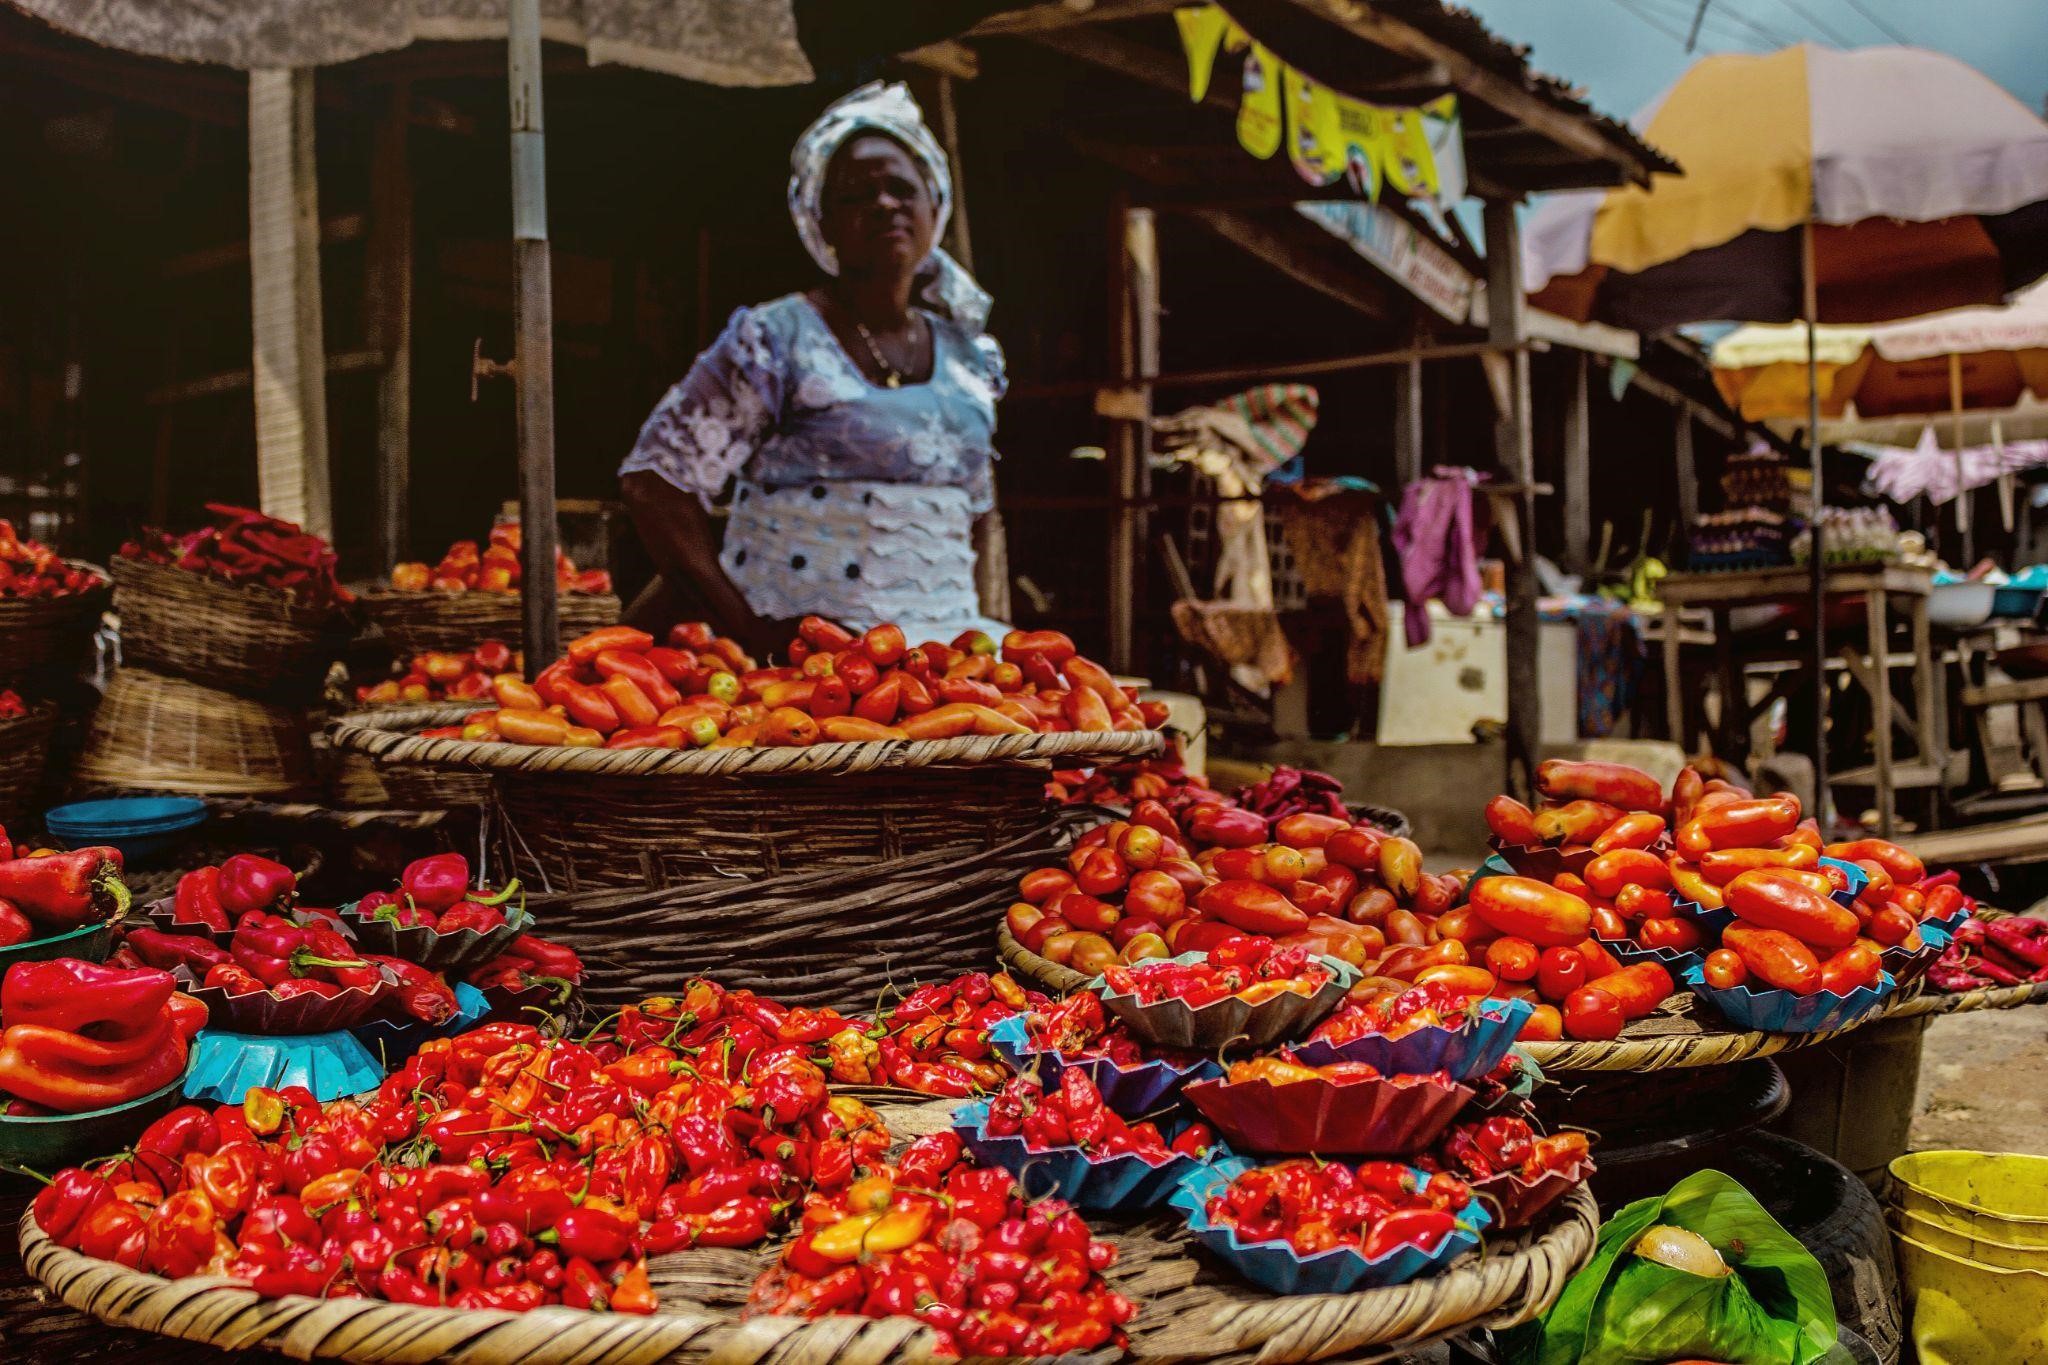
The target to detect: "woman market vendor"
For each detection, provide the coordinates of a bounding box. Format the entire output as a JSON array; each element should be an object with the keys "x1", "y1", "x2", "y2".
[{"x1": 620, "y1": 82, "x2": 1008, "y2": 654}]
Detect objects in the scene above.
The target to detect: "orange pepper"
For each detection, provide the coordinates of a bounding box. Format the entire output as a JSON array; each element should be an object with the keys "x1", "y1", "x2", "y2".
[{"x1": 496, "y1": 708, "x2": 570, "y2": 746}]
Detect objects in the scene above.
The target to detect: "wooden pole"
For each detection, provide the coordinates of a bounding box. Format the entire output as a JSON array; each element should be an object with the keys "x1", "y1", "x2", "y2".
[
  {"x1": 248, "y1": 68, "x2": 332, "y2": 538},
  {"x1": 1393, "y1": 352, "x2": 1424, "y2": 488},
  {"x1": 1673, "y1": 409, "x2": 1698, "y2": 535},
  {"x1": 1804, "y1": 221, "x2": 1830, "y2": 822},
  {"x1": 1483, "y1": 199, "x2": 1539, "y2": 801},
  {"x1": 1563, "y1": 350, "x2": 1590, "y2": 578},
  {"x1": 508, "y1": 0, "x2": 559, "y2": 674},
  {"x1": 1107, "y1": 202, "x2": 1158, "y2": 674},
  {"x1": 367, "y1": 82, "x2": 414, "y2": 569}
]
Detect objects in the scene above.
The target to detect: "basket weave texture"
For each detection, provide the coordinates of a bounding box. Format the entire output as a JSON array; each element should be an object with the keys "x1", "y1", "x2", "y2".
[
  {"x1": 18, "y1": 1093, "x2": 1598, "y2": 1365},
  {"x1": 531, "y1": 819, "x2": 1082, "y2": 1012},
  {"x1": 0, "y1": 560, "x2": 108, "y2": 686},
  {"x1": 0, "y1": 701, "x2": 57, "y2": 826},
  {"x1": 355, "y1": 585, "x2": 619, "y2": 656},
  {"x1": 112, "y1": 556, "x2": 347, "y2": 696},
  {"x1": 334, "y1": 705, "x2": 1160, "y2": 891},
  {"x1": 75, "y1": 668, "x2": 315, "y2": 797}
]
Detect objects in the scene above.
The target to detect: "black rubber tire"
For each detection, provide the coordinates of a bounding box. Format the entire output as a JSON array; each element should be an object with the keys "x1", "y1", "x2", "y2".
[{"x1": 1689, "y1": 1132, "x2": 1903, "y2": 1365}]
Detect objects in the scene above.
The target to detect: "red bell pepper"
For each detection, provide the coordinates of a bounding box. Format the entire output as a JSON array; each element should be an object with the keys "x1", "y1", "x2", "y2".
[
  {"x1": 1, "y1": 959, "x2": 172, "y2": 1034},
  {"x1": 0, "y1": 898, "x2": 30, "y2": 947},
  {"x1": 216, "y1": 854, "x2": 297, "y2": 917},
  {"x1": 0, "y1": 848, "x2": 129, "y2": 933},
  {"x1": 0, "y1": 1026, "x2": 189, "y2": 1113},
  {"x1": 172, "y1": 866, "x2": 230, "y2": 932},
  {"x1": 399, "y1": 853, "x2": 471, "y2": 913}
]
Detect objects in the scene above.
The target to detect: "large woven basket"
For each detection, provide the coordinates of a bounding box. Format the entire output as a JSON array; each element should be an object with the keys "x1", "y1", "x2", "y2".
[
  {"x1": 74, "y1": 667, "x2": 315, "y2": 798},
  {"x1": 531, "y1": 817, "x2": 1085, "y2": 1012},
  {"x1": 0, "y1": 701, "x2": 57, "y2": 827},
  {"x1": 354, "y1": 584, "x2": 619, "y2": 656},
  {"x1": 0, "y1": 560, "x2": 109, "y2": 686},
  {"x1": 18, "y1": 1090, "x2": 1597, "y2": 1365},
  {"x1": 335, "y1": 705, "x2": 1163, "y2": 891},
  {"x1": 111, "y1": 556, "x2": 348, "y2": 696}
]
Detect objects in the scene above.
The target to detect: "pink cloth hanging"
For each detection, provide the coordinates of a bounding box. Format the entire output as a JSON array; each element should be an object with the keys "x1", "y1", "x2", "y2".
[{"x1": 1391, "y1": 468, "x2": 1488, "y2": 647}]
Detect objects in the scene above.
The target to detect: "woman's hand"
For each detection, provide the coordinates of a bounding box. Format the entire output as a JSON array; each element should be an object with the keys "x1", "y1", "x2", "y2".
[{"x1": 621, "y1": 472, "x2": 771, "y2": 648}]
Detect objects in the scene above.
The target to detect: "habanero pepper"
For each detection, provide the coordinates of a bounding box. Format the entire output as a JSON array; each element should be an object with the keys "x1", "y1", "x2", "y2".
[{"x1": 30, "y1": 1167, "x2": 116, "y2": 1246}]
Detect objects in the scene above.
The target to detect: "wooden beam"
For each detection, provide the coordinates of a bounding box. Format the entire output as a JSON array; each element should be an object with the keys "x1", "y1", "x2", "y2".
[
  {"x1": 898, "y1": 40, "x2": 979, "y2": 79},
  {"x1": 1032, "y1": 26, "x2": 1234, "y2": 110},
  {"x1": 368, "y1": 83, "x2": 415, "y2": 569},
  {"x1": 1284, "y1": 0, "x2": 1654, "y2": 184},
  {"x1": 1485, "y1": 197, "x2": 1540, "y2": 801},
  {"x1": 1563, "y1": 350, "x2": 1590, "y2": 578},
  {"x1": 1010, "y1": 339, "x2": 1532, "y2": 401},
  {"x1": 163, "y1": 213, "x2": 366, "y2": 281},
  {"x1": 147, "y1": 349, "x2": 387, "y2": 407},
  {"x1": 1190, "y1": 208, "x2": 1393, "y2": 319},
  {"x1": 1612, "y1": 361, "x2": 1740, "y2": 439},
  {"x1": 1107, "y1": 203, "x2": 1159, "y2": 675},
  {"x1": 973, "y1": 0, "x2": 1186, "y2": 36}
]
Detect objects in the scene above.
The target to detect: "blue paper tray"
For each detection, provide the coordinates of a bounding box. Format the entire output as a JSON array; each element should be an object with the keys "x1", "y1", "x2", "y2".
[
  {"x1": 1681, "y1": 964, "x2": 1895, "y2": 1034},
  {"x1": 1882, "y1": 920, "x2": 1953, "y2": 986},
  {"x1": 350, "y1": 982, "x2": 491, "y2": 1066},
  {"x1": 1170, "y1": 1159, "x2": 1491, "y2": 1295},
  {"x1": 1595, "y1": 932, "x2": 1707, "y2": 977},
  {"x1": 185, "y1": 1027, "x2": 385, "y2": 1104},
  {"x1": 951, "y1": 1100, "x2": 1217, "y2": 1212},
  {"x1": 986, "y1": 1013, "x2": 1218, "y2": 1118},
  {"x1": 1291, "y1": 997, "x2": 1533, "y2": 1082}
]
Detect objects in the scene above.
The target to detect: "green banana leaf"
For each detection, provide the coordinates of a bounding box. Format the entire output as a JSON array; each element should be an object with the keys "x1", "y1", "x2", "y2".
[{"x1": 1499, "y1": 1168, "x2": 1840, "y2": 1365}]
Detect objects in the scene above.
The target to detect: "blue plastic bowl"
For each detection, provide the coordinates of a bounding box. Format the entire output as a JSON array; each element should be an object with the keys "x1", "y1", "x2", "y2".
[
  {"x1": 1171, "y1": 1158, "x2": 1491, "y2": 1294},
  {"x1": 1993, "y1": 584, "x2": 2044, "y2": 620},
  {"x1": 44, "y1": 796, "x2": 207, "y2": 864}
]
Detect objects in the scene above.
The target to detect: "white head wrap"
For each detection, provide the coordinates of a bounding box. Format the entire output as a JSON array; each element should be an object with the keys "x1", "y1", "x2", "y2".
[{"x1": 789, "y1": 81, "x2": 993, "y2": 334}]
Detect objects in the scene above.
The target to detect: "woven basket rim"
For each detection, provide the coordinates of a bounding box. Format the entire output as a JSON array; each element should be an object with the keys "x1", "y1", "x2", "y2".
[
  {"x1": 0, "y1": 699, "x2": 60, "y2": 728},
  {"x1": 332, "y1": 704, "x2": 1164, "y2": 779},
  {"x1": 18, "y1": 1178, "x2": 1597, "y2": 1363},
  {"x1": 353, "y1": 583, "x2": 621, "y2": 606},
  {"x1": 111, "y1": 553, "x2": 350, "y2": 624},
  {"x1": 0, "y1": 557, "x2": 110, "y2": 604}
]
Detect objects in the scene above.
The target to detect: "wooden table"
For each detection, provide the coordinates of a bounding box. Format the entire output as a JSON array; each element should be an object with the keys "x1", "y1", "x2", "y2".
[{"x1": 1657, "y1": 564, "x2": 1943, "y2": 836}]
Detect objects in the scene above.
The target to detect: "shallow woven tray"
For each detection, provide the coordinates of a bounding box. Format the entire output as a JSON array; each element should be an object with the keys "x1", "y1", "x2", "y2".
[
  {"x1": 73, "y1": 667, "x2": 316, "y2": 797},
  {"x1": 112, "y1": 556, "x2": 347, "y2": 697},
  {"x1": 530, "y1": 817, "x2": 1085, "y2": 1012},
  {"x1": 0, "y1": 560, "x2": 109, "y2": 685},
  {"x1": 337, "y1": 705, "x2": 1159, "y2": 890},
  {"x1": 999, "y1": 921, "x2": 1112, "y2": 996},
  {"x1": 354, "y1": 584, "x2": 619, "y2": 656},
  {"x1": 334, "y1": 705, "x2": 1164, "y2": 782},
  {"x1": 0, "y1": 700, "x2": 57, "y2": 826},
  {"x1": 19, "y1": 1091, "x2": 1597, "y2": 1365}
]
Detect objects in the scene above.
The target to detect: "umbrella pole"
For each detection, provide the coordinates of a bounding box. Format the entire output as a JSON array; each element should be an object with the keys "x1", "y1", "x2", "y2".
[
  {"x1": 508, "y1": 0, "x2": 560, "y2": 676},
  {"x1": 1950, "y1": 351, "x2": 1970, "y2": 564},
  {"x1": 1804, "y1": 221, "x2": 1830, "y2": 827}
]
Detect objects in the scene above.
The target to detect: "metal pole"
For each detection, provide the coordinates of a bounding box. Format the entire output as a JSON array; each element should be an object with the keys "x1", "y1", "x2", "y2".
[
  {"x1": 509, "y1": 0, "x2": 559, "y2": 675},
  {"x1": 1804, "y1": 222, "x2": 1828, "y2": 824},
  {"x1": 1950, "y1": 351, "x2": 1971, "y2": 564}
]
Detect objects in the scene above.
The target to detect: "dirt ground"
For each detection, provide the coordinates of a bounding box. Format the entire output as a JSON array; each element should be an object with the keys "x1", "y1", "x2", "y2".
[{"x1": 1911, "y1": 1006, "x2": 2048, "y2": 1156}]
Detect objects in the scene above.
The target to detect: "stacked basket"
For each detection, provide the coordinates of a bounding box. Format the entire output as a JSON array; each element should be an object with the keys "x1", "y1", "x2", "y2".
[
  {"x1": 333, "y1": 704, "x2": 1162, "y2": 1010},
  {"x1": 77, "y1": 558, "x2": 346, "y2": 797},
  {"x1": 0, "y1": 558, "x2": 110, "y2": 823}
]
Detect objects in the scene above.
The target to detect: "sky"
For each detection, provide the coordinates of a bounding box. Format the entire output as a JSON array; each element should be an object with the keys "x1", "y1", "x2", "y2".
[{"x1": 1456, "y1": 0, "x2": 2048, "y2": 127}]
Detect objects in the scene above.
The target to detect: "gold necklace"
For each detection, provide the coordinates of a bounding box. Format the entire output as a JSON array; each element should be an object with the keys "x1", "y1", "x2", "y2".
[{"x1": 853, "y1": 320, "x2": 906, "y2": 388}]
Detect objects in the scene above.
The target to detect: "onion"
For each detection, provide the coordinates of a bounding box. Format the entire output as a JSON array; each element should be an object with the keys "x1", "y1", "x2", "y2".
[{"x1": 1632, "y1": 1224, "x2": 1732, "y2": 1277}]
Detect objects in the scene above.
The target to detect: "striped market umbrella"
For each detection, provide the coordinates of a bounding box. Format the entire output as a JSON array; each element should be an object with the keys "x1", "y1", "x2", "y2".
[{"x1": 1521, "y1": 42, "x2": 2048, "y2": 815}]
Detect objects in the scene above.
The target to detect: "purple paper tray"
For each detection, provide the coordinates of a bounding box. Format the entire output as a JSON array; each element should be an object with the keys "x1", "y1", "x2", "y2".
[
  {"x1": 1292, "y1": 997, "x2": 1533, "y2": 1082},
  {"x1": 1183, "y1": 1070, "x2": 1470, "y2": 1157},
  {"x1": 986, "y1": 1013, "x2": 1217, "y2": 1117}
]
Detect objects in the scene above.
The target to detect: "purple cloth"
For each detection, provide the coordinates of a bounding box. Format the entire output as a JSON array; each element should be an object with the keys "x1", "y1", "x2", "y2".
[{"x1": 1391, "y1": 468, "x2": 1487, "y2": 647}]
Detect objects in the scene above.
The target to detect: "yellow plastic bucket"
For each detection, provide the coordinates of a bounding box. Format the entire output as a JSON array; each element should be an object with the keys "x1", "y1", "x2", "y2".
[
  {"x1": 1892, "y1": 1230, "x2": 2048, "y2": 1365},
  {"x1": 1889, "y1": 1150, "x2": 2048, "y2": 1249},
  {"x1": 1890, "y1": 1207, "x2": 2048, "y2": 1272}
]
